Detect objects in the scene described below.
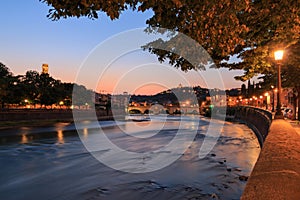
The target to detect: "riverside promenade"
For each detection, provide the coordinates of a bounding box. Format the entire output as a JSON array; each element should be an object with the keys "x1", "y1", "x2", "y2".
[{"x1": 242, "y1": 119, "x2": 300, "y2": 199}]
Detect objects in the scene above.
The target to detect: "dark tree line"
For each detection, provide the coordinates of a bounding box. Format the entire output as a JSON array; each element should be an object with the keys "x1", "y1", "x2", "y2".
[{"x1": 0, "y1": 63, "x2": 93, "y2": 109}]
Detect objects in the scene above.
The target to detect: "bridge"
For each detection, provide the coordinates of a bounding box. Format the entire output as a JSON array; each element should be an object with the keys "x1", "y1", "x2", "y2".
[{"x1": 127, "y1": 105, "x2": 199, "y2": 115}]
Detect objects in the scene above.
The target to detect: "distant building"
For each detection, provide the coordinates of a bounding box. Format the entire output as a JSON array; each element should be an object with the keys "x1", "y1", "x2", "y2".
[
  {"x1": 247, "y1": 80, "x2": 255, "y2": 97},
  {"x1": 42, "y1": 64, "x2": 49, "y2": 74}
]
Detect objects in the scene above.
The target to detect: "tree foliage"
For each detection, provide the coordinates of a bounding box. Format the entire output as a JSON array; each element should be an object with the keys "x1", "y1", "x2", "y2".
[
  {"x1": 40, "y1": 0, "x2": 300, "y2": 119},
  {"x1": 258, "y1": 42, "x2": 300, "y2": 119},
  {"x1": 40, "y1": 0, "x2": 300, "y2": 78},
  {"x1": 258, "y1": 43, "x2": 300, "y2": 91},
  {"x1": 0, "y1": 64, "x2": 10, "y2": 108},
  {"x1": 23, "y1": 70, "x2": 41, "y2": 104},
  {"x1": 72, "y1": 84, "x2": 93, "y2": 107},
  {"x1": 0, "y1": 62, "x2": 92, "y2": 109}
]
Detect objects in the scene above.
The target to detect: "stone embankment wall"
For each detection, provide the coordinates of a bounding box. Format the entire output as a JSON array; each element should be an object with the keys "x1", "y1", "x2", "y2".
[
  {"x1": 0, "y1": 109, "x2": 113, "y2": 122},
  {"x1": 241, "y1": 119, "x2": 300, "y2": 199},
  {"x1": 235, "y1": 106, "x2": 272, "y2": 146},
  {"x1": 236, "y1": 107, "x2": 300, "y2": 199}
]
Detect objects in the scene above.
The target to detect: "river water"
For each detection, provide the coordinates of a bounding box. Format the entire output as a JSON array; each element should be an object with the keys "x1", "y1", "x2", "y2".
[{"x1": 0, "y1": 116, "x2": 260, "y2": 200}]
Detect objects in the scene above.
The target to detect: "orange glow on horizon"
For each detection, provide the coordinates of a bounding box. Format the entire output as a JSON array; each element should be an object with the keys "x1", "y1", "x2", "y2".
[{"x1": 133, "y1": 84, "x2": 168, "y2": 95}]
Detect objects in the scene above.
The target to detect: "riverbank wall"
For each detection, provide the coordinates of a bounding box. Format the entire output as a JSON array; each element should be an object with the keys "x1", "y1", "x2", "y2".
[
  {"x1": 241, "y1": 119, "x2": 300, "y2": 199},
  {"x1": 0, "y1": 109, "x2": 114, "y2": 122},
  {"x1": 234, "y1": 106, "x2": 272, "y2": 146},
  {"x1": 235, "y1": 107, "x2": 300, "y2": 199}
]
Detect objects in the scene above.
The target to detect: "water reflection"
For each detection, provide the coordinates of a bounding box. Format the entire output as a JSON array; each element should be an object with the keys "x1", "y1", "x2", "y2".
[
  {"x1": 83, "y1": 128, "x2": 88, "y2": 139},
  {"x1": 0, "y1": 123, "x2": 74, "y2": 145},
  {"x1": 57, "y1": 130, "x2": 64, "y2": 144},
  {"x1": 20, "y1": 128, "x2": 30, "y2": 144},
  {"x1": 21, "y1": 134, "x2": 28, "y2": 144},
  {"x1": 0, "y1": 117, "x2": 261, "y2": 200}
]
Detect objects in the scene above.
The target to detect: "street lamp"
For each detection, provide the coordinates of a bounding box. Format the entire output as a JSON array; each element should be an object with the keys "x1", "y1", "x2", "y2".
[
  {"x1": 271, "y1": 85, "x2": 275, "y2": 112},
  {"x1": 259, "y1": 96, "x2": 263, "y2": 107},
  {"x1": 264, "y1": 92, "x2": 269, "y2": 110},
  {"x1": 274, "y1": 50, "x2": 284, "y2": 118}
]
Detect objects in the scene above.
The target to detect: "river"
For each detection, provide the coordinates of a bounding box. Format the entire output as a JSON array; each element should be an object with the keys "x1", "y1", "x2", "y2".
[{"x1": 0, "y1": 116, "x2": 260, "y2": 200}]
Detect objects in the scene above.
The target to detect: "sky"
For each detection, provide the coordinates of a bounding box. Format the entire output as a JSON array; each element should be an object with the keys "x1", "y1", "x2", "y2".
[{"x1": 0, "y1": 0, "x2": 248, "y2": 95}]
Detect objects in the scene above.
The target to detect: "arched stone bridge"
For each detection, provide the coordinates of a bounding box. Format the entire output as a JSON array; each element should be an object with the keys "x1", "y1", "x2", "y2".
[{"x1": 127, "y1": 105, "x2": 199, "y2": 115}]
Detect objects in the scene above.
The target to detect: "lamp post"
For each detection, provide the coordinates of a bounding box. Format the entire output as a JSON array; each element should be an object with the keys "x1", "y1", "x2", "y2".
[
  {"x1": 271, "y1": 85, "x2": 275, "y2": 112},
  {"x1": 264, "y1": 92, "x2": 269, "y2": 110},
  {"x1": 259, "y1": 95, "x2": 263, "y2": 108},
  {"x1": 274, "y1": 50, "x2": 284, "y2": 118}
]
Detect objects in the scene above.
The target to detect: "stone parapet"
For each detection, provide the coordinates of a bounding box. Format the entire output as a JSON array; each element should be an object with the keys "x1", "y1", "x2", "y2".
[{"x1": 241, "y1": 120, "x2": 300, "y2": 199}]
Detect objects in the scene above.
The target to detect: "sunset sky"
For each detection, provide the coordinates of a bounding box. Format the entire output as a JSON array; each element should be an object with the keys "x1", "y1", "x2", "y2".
[{"x1": 0, "y1": 0, "x2": 249, "y2": 95}]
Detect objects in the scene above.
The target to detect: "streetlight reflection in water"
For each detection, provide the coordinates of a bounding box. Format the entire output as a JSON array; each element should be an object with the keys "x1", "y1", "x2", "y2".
[
  {"x1": 21, "y1": 134, "x2": 29, "y2": 144},
  {"x1": 57, "y1": 130, "x2": 65, "y2": 144}
]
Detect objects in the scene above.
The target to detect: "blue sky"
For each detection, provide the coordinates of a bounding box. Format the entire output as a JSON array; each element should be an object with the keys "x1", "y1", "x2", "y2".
[{"x1": 0, "y1": 0, "x2": 247, "y2": 94}]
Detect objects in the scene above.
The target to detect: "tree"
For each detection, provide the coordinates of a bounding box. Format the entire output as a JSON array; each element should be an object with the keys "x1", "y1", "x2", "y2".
[
  {"x1": 22, "y1": 71, "x2": 61, "y2": 108},
  {"x1": 22, "y1": 70, "x2": 41, "y2": 106},
  {"x1": 38, "y1": 73, "x2": 60, "y2": 107},
  {"x1": 40, "y1": 0, "x2": 300, "y2": 120},
  {"x1": 241, "y1": 84, "x2": 246, "y2": 97},
  {"x1": 72, "y1": 84, "x2": 93, "y2": 108},
  {"x1": 284, "y1": 43, "x2": 300, "y2": 120},
  {"x1": 40, "y1": 0, "x2": 300, "y2": 74},
  {"x1": 284, "y1": 65, "x2": 300, "y2": 120},
  {"x1": 258, "y1": 43, "x2": 300, "y2": 120},
  {"x1": 0, "y1": 63, "x2": 13, "y2": 109},
  {"x1": 5, "y1": 75, "x2": 26, "y2": 106},
  {"x1": 56, "y1": 82, "x2": 73, "y2": 108},
  {"x1": 0, "y1": 62, "x2": 10, "y2": 77},
  {"x1": 0, "y1": 63, "x2": 97, "y2": 109}
]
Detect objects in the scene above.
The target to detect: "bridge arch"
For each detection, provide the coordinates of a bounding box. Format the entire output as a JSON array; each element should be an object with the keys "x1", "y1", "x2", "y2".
[{"x1": 128, "y1": 109, "x2": 142, "y2": 114}]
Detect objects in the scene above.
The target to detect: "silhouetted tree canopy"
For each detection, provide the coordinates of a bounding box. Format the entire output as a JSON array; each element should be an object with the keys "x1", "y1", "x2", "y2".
[
  {"x1": 0, "y1": 63, "x2": 12, "y2": 108},
  {"x1": 0, "y1": 62, "x2": 92, "y2": 109},
  {"x1": 40, "y1": 0, "x2": 300, "y2": 79}
]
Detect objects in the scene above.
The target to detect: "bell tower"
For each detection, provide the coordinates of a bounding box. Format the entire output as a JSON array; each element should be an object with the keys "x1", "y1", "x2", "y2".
[{"x1": 42, "y1": 63, "x2": 49, "y2": 74}]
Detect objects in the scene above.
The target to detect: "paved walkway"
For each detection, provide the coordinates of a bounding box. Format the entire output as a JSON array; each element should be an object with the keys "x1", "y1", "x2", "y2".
[
  {"x1": 289, "y1": 120, "x2": 300, "y2": 135},
  {"x1": 242, "y1": 119, "x2": 300, "y2": 200}
]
